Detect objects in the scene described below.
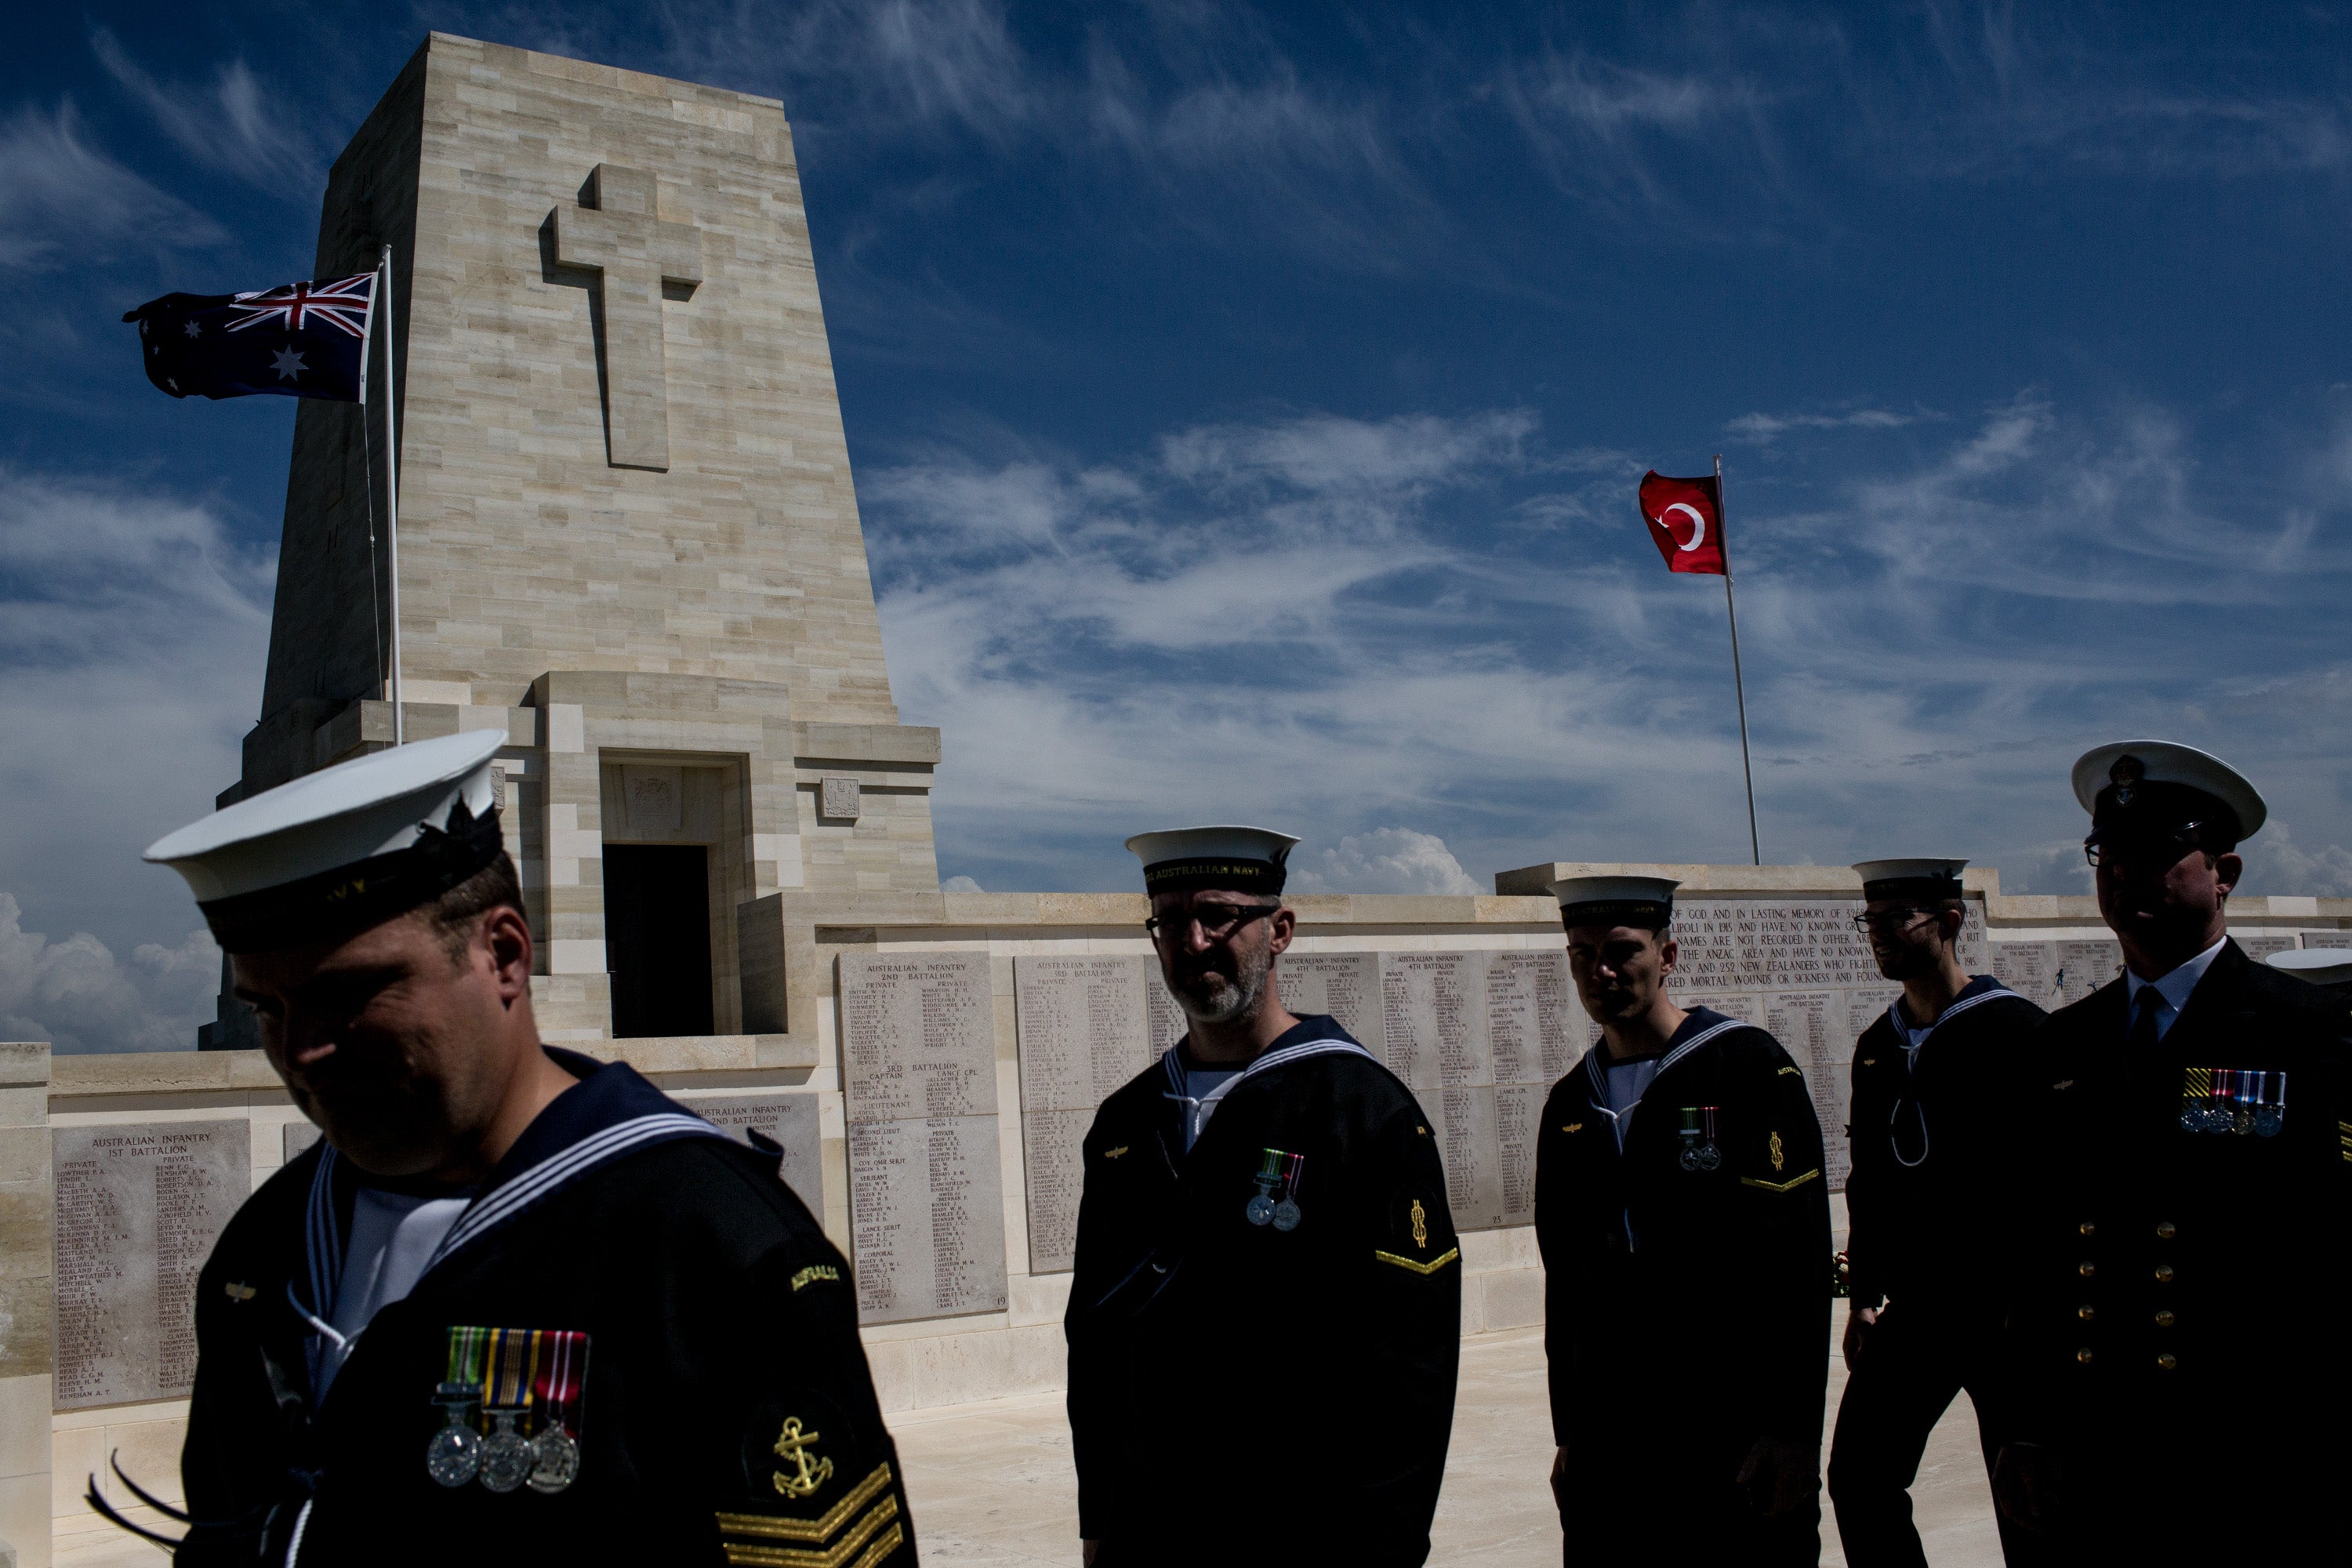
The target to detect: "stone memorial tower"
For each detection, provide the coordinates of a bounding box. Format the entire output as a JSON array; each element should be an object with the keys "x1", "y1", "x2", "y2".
[{"x1": 203, "y1": 33, "x2": 941, "y2": 1054}]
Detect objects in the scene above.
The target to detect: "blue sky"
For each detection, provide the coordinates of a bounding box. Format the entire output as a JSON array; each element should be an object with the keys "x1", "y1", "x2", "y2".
[{"x1": 5, "y1": 2, "x2": 2351, "y2": 1048}]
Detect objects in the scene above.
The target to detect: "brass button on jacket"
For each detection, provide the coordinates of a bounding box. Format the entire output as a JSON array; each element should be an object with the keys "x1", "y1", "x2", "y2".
[
  {"x1": 2078, "y1": 1221, "x2": 2096, "y2": 1237},
  {"x1": 2076, "y1": 1348, "x2": 2094, "y2": 1365},
  {"x1": 2157, "y1": 1352, "x2": 2179, "y2": 1371},
  {"x1": 2154, "y1": 1220, "x2": 2176, "y2": 1240},
  {"x1": 2154, "y1": 1309, "x2": 2176, "y2": 1328},
  {"x1": 2154, "y1": 1263, "x2": 2176, "y2": 1283},
  {"x1": 2078, "y1": 1305, "x2": 2096, "y2": 1322},
  {"x1": 2078, "y1": 1261, "x2": 2096, "y2": 1277}
]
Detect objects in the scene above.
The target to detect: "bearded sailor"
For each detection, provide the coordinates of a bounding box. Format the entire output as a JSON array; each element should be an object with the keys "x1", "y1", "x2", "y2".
[
  {"x1": 1825, "y1": 859, "x2": 2045, "y2": 1568},
  {"x1": 1990, "y1": 741, "x2": 2351, "y2": 1558},
  {"x1": 1064, "y1": 826, "x2": 1461, "y2": 1568},
  {"x1": 1534, "y1": 875, "x2": 1830, "y2": 1567},
  {"x1": 118, "y1": 731, "x2": 913, "y2": 1566}
]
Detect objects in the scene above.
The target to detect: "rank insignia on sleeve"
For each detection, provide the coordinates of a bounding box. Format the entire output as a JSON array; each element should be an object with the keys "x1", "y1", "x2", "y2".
[
  {"x1": 1769, "y1": 1131, "x2": 1786, "y2": 1172},
  {"x1": 772, "y1": 1417, "x2": 834, "y2": 1499},
  {"x1": 1410, "y1": 1199, "x2": 1428, "y2": 1250},
  {"x1": 718, "y1": 1460, "x2": 904, "y2": 1567}
]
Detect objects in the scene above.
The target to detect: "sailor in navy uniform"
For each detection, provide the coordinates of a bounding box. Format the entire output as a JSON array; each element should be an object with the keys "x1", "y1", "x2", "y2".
[
  {"x1": 122, "y1": 731, "x2": 913, "y2": 1566},
  {"x1": 1990, "y1": 742, "x2": 2352, "y2": 1556},
  {"x1": 1825, "y1": 860, "x2": 2045, "y2": 1567},
  {"x1": 1534, "y1": 877, "x2": 1831, "y2": 1567},
  {"x1": 1064, "y1": 827, "x2": 1460, "y2": 1568}
]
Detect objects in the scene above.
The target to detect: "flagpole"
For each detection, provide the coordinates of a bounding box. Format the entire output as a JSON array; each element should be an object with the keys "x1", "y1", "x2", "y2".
[
  {"x1": 1716, "y1": 452, "x2": 1759, "y2": 865},
  {"x1": 380, "y1": 244, "x2": 403, "y2": 746}
]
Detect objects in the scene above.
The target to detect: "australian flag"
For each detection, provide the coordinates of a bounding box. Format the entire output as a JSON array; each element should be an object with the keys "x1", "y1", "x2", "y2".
[{"x1": 123, "y1": 273, "x2": 375, "y2": 402}]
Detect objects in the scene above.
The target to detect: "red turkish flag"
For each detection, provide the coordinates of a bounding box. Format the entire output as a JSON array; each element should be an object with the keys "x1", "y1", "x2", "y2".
[{"x1": 1638, "y1": 470, "x2": 1726, "y2": 575}]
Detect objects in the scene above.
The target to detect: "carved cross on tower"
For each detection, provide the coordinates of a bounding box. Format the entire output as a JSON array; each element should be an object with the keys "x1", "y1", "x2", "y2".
[{"x1": 552, "y1": 164, "x2": 702, "y2": 471}]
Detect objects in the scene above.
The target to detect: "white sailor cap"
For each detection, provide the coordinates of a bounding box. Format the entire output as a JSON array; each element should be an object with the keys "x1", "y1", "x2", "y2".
[
  {"x1": 2071, "y1": 740, "x2": 2267, "y2": 848},
  {"x1": 1549, "y1": 874, "x2": 1679, "y2": 931},
  {"x1": 2267, "y1": 947, "x2": 2352, "y2": 987},
  {"x1": 1853, "y1": 858, "x2": 1967, "y2": 901},
  {"x1": 1123, "y1": 826, "x2": 1300, "y2": 896},
  {"x1": 144, "y1": 730, "x2": 508, "y2": 954}
]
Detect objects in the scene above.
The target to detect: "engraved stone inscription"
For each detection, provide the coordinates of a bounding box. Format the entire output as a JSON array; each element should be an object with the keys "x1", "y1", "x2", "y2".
[
  {"x1": 688, "y1": 1094, "x2": 825, "y2": 1211},
  {"x1": 2234, "y1": 935, "x2": 2296, "y2": 960},
  {"x1": 284, "y1": 1120, "x2": 323, "y2": 1162},
  {"x1": 1145, "y1": 978, "x2": 1187, "y2": 1052},
  {"x1": 838, "y1": 953, "x2": 1007, "y2": 1322},
  {"x1": 838, "y1": 953, "x2": 996, "y2": 1121},
  {"x1": 1488, "y1": 951, "x2": 1577, "y2": 1088},
  {"x1": 846, "y1": 1116, "x2": 1008, "y2": 1324},
  {"x1": 1276, "y1": 952, "x2": 1383, "y2": 1045},
  {"x1": 1379, "y1": 952, "x2": 1490, "y2": 1091},
  {"x1": 1991, "y1": 942, "x2": 2058, "y2": 1007},
  {"x1": 1014, "y1": 956, "x2": 1160, "y2": 1272},
  {"x1": 54, "y1": 1120, "x2": 249, "y2": 1409},
  {"x1": 2053, "y1": 939, "x2": 2123, "y2": 1006},
  {"x1": 2305, "y1": 931, "x2": 2352, "y2": 949},
  {"x1": 820, "y1": 775, "x2": 862, "y2": 821}
]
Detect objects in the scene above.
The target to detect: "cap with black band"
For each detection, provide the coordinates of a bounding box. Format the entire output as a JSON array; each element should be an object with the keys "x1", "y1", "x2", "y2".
[
  {"x1": 1852, "y1": 858, "x2": 1967, "y2": 903},
  {"x1": 145, "y1": 729, "x2": 509, "y2": 956},
  {"x1": 1123, "y1": 826, "x2": 1300, "y2": 896},
  {"x1": 2071, "y1": 739, "x2": 2266, "y2": 855},
  {"x1": 1549, "y1": 874, "x2": 1679, "y2": 933}
]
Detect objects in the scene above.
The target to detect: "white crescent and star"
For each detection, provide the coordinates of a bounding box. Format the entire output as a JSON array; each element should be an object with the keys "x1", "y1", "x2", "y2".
[{"x1": 1661, "y1": 501, "x2": 1707, "y2": 552}]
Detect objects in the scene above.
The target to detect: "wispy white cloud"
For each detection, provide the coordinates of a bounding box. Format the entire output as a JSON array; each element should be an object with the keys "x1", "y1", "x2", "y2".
[
  {"x1": 0, "y1": 103, "x2": 227, "y2": 270},
  {"x1": 90, "y1": 29, "x2": 321, "y2": 193},
  {"x1": 1726, "y1": 406, "x2": 1931, "y2": 443},
  {"x1": 0, "y1": 469, "x2": 272, "y2": 1050},
  {"x1": 868, "y1": 392, "x2": 2352, "y2": 895}
]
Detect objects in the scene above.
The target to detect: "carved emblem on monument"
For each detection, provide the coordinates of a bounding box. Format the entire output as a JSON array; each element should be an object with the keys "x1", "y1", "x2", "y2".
[{"x1": 551, "y1": 162, "x2": 704, "y2": 470}]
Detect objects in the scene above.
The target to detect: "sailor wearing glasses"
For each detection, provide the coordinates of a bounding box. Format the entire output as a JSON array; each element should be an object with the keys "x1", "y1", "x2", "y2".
[
  {"x1": 125, "y1": 733, "x2": 909, "y2": 1566},
  {"x1": 1534, "y1": 876, "x2": 1830, "y2": 1567},
  {"x1": 1064, "y1": 827, "x2": 1460, "y2": 1568},
  {"x1": 1989, "y1": 742, "x2": 2351, "y2": 1557},
  {"x1": 1825, "y1": 860, "x2": 2043, "y2": 1567}
]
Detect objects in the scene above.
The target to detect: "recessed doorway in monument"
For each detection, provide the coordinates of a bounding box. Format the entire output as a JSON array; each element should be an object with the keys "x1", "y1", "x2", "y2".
[{"x1": 597, "y1": 756, "x2": 753, "y2": 1038}]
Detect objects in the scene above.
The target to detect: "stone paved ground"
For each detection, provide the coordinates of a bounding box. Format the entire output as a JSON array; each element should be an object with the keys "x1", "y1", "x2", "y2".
[
  {"x1": 53, "y1": 1308, "x2": 2005, "y2": 1566},
  {"x1": 892, "y1": 1309, "x2": 2007, "y2": 1568}
]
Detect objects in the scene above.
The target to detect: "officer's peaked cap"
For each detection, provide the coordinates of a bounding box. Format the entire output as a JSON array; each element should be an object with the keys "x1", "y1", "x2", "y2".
[
  {"x1": 146, "y1": 729, "x2": 508, "y2": 954},
  {"x1": 2071, "y1": 739, "x2": 2266, "y2": 848}
]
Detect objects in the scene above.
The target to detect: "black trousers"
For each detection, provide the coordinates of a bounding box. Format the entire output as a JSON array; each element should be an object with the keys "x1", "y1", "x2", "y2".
[
  {"x1": 1559, "y1": 1424, "x2": 1820, "y2": 1568},
  {"x1": 1826, "y1": 1301, "x2": 2039, "y2": 1568}
]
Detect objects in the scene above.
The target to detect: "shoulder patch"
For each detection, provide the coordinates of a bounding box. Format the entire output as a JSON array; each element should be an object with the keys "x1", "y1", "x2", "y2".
[
  {"x1": 789, "y1": 1265, "x2": 841, "y2": 1292},
  {"x1": 1777, "y1": 1065, "x2": 1802, "y2": 1076},
  {"x1": 1739, "y1": 1169, "x2": 1821, "y2": 1193}
]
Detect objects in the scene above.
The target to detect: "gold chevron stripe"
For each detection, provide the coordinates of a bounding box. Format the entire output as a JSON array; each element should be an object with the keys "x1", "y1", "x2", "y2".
[
  {"x1": 1740, "y1": 1169, "x2": 1821, "y2": 1193},
  {"x1": 718, "y1": 1462, "x2": 895, "y2": 1544},
  {"x1": 1373, "y1": 1246, "x2": 1461, "y2": 1275},
  {"x1": 722, "y1": 1499, "x2": 899, "y2": 1567}
]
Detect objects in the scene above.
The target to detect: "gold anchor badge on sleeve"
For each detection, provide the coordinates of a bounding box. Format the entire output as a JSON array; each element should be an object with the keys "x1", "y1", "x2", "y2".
[{"x1": 772, "y1": 1417, "x2": 836, "y2": 1499}]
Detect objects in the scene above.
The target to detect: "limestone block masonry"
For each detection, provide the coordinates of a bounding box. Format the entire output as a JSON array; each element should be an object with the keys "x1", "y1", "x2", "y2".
[{"x1": 207, "y1": 34, "x2": 946, "y2": 1049}]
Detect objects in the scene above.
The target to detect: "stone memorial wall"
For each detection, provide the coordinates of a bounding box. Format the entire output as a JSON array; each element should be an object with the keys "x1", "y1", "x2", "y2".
[
  {"x1": 684, "y1": 1093, "x2": 826, "y2": 1214},
  {"x1": 1013, "y1": 957, "x2": 1161, "y2": 1272},
  {"x1": 52, "y1": 1121, "x2": 249, "y2": 1410},
  {"x1": 837, "y1": 953, "x2": 1009, "y2": 1324}
]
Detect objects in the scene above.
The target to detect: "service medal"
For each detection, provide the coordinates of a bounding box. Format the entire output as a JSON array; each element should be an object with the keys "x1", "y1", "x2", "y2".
[
  {"x1": 479, "y1": 1408, "x2": 535, "y2": 1494},
  {"x1": 1245, "y1": 1148, "x2": 1282, "y2": 1225},
  {"x1": 528, "y1": 1425, "x2": 581, "y2": 1494},
  {"x1": 1264, "y1": 1148, "x2": 1306, "y2": 1231},
  {"x1": 425, "y1": 1381, "x2": 485, "y2": 1488}
]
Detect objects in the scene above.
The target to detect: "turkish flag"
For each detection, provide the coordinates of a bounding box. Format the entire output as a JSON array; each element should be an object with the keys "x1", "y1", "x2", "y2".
[{"x1": 1638, "y1": 471, "x2": 1726, "y2": 575}]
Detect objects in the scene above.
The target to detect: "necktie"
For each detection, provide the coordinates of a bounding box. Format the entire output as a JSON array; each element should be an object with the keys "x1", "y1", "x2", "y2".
[{"x1": 2125, "y1": 988, "x2": 2164, "y2": 1092}]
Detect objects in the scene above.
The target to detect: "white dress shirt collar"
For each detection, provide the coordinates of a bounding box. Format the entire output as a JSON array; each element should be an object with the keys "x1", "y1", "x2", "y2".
[{"x1": 2124, "y1": 935, "x2": 2227, "y2": 1040}]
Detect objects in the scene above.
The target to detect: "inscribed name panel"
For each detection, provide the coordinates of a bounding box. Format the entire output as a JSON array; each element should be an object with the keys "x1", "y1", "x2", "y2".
[
  {"x1": 838, "y1": 953, "x2": 997, "y2": 1121},
  {"x1": 1378, "y1": 952, "x2": 1492, "y2": 1091},
  {"x1": 1277, "y1": 952, "x2": 1384, "y2": 1047},
  {"x1": 53, "y1": 1120, "x2": 250, "y2": 1410},
  {"x1": 846, "y1": 1115, "x2": 1008, "y2": 1323}
]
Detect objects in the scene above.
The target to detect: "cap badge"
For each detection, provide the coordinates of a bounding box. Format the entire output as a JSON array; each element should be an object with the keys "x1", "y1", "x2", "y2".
[{"x1": 2110, "y1": 754, "x2": 2144, "y2": 805}]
